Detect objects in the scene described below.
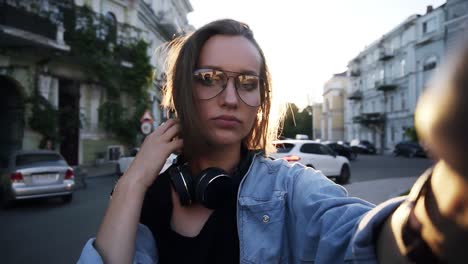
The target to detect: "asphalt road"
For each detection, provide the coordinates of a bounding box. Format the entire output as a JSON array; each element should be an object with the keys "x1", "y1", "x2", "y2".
[
  {"x1": 0, "y1": 176, "x2": 117, "y2": 264},
  {"x1": 0, "y1": 154, "x2": 434, "y2": 263},
  {"x1": 347, "y1": 154, "x2": 434, "y2": 183}
]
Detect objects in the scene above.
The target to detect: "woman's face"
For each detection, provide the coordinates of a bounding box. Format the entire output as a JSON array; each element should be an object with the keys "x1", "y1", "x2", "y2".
[{"x1": 194, "y1": 35, "x2": 261, "y2": 148}]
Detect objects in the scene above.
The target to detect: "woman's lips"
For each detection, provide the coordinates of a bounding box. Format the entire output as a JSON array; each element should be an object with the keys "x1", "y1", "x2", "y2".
[{"x1": 212, "y1": 115, "x2": 241, "y2": 128}]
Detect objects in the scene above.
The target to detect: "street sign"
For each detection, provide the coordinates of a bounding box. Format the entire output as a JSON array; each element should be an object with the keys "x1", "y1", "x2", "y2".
[{"x1": 141, "y1": 121, "x2": 152, "y2": 135}]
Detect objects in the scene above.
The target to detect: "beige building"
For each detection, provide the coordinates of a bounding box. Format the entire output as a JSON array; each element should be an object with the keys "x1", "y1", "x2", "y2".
[
  {"x1": 312, "y1": 103, "x2": 323, "y2": 140},
  {"x1": 0, "y1": 0, "x2": 192, "y2": 165},
  {"x1": 321, "y1": 72, "x2": 348, "y2": 142}
]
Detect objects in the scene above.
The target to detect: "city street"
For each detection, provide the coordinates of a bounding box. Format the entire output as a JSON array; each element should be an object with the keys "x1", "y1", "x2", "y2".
[{"x1": 0, "y1": 155, "x2": 434, "y2": 263}]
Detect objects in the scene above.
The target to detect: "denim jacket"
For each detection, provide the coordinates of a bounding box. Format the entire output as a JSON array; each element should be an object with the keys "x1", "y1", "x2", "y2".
[{"x1": 78, "y1": 154, "x2": 404, "y2": 264}]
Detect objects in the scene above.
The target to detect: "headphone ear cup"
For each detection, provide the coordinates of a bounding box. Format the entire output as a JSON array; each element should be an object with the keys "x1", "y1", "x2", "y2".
[
  {"x1": 195, "y1": 167, "x2": 233, "y2": 209},
  {"x1": 169, "y1": 165, "x2": 194, "y2": 206}
]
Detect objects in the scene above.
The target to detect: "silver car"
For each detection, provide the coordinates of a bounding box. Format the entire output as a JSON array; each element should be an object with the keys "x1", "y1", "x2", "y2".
[{"x1": 0, "y1": 150, "x2": 75, "y2": 206}]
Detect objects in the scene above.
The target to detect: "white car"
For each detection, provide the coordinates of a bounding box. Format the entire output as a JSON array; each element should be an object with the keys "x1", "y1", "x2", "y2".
[
  {"x1": 117, "y1": 148, "x2": 176, "y2": 177},
  {"x1": 271, "y1": 140, "x2": 351, "y2": 184}
]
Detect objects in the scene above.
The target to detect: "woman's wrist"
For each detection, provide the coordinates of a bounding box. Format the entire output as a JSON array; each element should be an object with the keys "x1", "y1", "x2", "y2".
[{"x1": 413, "y1": 161, "x2": 468, "y2": 263}]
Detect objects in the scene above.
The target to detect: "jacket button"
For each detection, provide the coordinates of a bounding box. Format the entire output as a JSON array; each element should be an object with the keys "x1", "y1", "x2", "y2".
[{"x1": 262, "y1": 214, "x2": 270, "y2": 223}]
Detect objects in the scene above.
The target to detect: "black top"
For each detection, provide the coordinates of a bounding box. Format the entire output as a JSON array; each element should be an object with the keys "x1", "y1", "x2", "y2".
[{"x1": 140, "y1": 150, "x2": 255, "y2": 264}]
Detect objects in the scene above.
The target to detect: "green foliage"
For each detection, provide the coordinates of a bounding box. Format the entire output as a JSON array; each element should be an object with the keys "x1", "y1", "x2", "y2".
[
  {"x1": 67, "y1": 5, "x2": 153, "y2": 146},
  {"x1": 404, "y1": 126, "x2": 419, "y2": 142},
  {"x1": 281, "y1": 103, "x2": 313, "y2": 139},
  {"x1": 27, "y1": 95, "x2": 59, "y2": 142}
]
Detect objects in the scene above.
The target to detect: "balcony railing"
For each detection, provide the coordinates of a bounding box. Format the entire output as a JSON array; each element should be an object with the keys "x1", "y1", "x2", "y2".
[
  {"x1": 347, "y1": 90, "x2": 363, "y2": 100},
  {"x1": 353, "y1": 113, "x2": 385, "y2": 125},
  {"x1": 375, "y1": 80, "x2": 398, "y2": 92},
  {"x1": 68, "y1": 6, "x2": 145, "y2": 47},
  {"x1": 378, "y1": 48, "x2": 394, "y2": 61},
  {"x1": 350, "y1": 69, "x2": 361, "y2": 77},
  {"x1": 0, "y1": 1, "x2": 62, "y2": 40}
]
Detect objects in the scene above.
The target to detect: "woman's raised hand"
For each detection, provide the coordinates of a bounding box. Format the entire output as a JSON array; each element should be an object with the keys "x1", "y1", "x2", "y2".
[
  {"x1": 414, "y1": 41, "x2": 468, "y2": 262},
  {"x1": 125, "y1": 119, "x2": 183, "y2": 189}
]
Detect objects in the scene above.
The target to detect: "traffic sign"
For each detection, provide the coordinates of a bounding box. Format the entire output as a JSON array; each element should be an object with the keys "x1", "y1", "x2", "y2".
[{"x1": 141, "y1": 121, "x2": 153, "y2": 135}]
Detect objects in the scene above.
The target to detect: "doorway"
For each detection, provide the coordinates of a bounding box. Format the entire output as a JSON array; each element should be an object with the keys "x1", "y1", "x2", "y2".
[
  {"x1": 0, "y1": 75, "x2": 24, "y2": 167},
  {"x1": 58, "y1": 79, "x2": 80, "y2": 165}
]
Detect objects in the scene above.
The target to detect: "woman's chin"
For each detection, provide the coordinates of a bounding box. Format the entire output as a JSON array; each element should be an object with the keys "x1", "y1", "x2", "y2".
[{"x1": 207, "y1": 134, "x2": 244, "y2": 147}]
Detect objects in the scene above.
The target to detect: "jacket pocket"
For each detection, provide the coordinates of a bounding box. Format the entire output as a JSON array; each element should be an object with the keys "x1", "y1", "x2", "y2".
[{"x1": 239, "y1": 191, "x2": 288, "y2": 263}]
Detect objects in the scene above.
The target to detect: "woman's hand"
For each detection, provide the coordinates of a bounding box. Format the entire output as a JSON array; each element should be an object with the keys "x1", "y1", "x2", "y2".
[
  {"x1": 414, "y1": 41, "x2": 468, "y2": 262},
  {"x1": 124, "y1": 119, "x2": 183, "y2": 190}
]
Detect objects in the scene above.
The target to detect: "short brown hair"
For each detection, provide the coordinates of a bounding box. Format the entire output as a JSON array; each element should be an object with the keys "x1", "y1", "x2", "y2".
[{"x1": 162, "y1": 19, "x2": 278, "y2": 158}]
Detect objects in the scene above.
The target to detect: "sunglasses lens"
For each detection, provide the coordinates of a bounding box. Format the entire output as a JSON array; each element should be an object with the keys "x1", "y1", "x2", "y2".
[
  {"x1": 193, "y1": 69, "x2": 261, "y2": 107},
  {"x1": 236, "y1": 75, "x2": 261, "y2": 107},
  {"x1": 194, "y1": 70, "x2": 226, "y2": 99}
]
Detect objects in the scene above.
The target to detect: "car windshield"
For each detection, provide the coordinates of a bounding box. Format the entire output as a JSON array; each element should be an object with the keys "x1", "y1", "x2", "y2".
[
  {"x1": 15, "y1": 153, "x2": 65, "y2": 167},
  {"x1": 274, "y1": 143, "x2": 295, "y2": 153}
]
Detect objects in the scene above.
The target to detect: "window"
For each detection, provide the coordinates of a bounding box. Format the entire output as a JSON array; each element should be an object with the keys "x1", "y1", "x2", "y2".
[
  {"x1": 300, "y1": 143, "x2": 323, "y2": 155},
  {"x1": 274, "y1": 143, "x2": 295, "y2": 153},
  {"x1": 423, "y1": 56, "x2": 437, "y2": 71},
  {"x1": 320, "y1": 145, "x2": 335, "y2": 156},
  {"x1": 400, "y1": 59, "x2": 406, "y2": 77},
  {"x1": 108, "y1": 145, "x2": 123, "y2": 161},
  {"x1": 16, "y1": 153, "x2": 64, "y2": 167},
  {"x1": 401, "y1": 92, "x2": 406, "y2": 110},
  {"x1": 104, "y1": 12, "x2": 117, "y2": 41},
  {"x1": 423, "y1": 17, "x2": 437, "y2": 34},
  {"x1": 390, "y1": 95, "x2": 394, "y2": 112}
]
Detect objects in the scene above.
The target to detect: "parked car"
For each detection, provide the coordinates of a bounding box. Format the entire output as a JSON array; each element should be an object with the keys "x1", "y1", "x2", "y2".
[
  {"x1": 323, "y1": 141, "x2": 357, "y2": 161},
  {"x1": 350, "y1": 139, "x2": 377, "y2": 154},
  {"x1": 0, "y1": 150, "x2": 75, "y2": 207},
  {"x1": 117, "y1": 148, "x2": 176, "y2": 177},
  {"x1": 271, "y1": 140, "x2": 351, "y2": 184},
  {"x1": 393, "y1": 141, "x2": 427, "y2": 158}
]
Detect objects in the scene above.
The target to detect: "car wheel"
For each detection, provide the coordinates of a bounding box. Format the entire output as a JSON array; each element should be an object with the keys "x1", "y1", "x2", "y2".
[
  {"x1": 62, "y1": 194, "x2": 73, "y2": 203},
  {"x1": 408, "y1": 151, "x2": 416, "y2": 158},
  {"x1": 337, "y1": 165, "x2": 350, "y2": 184}
]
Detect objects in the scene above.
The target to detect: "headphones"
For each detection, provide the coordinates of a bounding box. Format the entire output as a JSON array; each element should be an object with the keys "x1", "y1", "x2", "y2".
[{"x1": 168, "y1": 157, "x2": 234, "y2": 209}]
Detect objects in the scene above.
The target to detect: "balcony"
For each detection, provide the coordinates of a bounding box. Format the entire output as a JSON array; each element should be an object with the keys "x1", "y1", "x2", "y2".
[
  {"x1": 375, "y1": 80, "x2": 398, "y2": 92},
  {"x1": 347, "y1": 90, "x2": 362, "y2": 100},
  {"x1": 353, "y1": 113, "x2": 385, "y2": 125},
  {"x1": 378, "y1": 48, "x2": 394, "y2": 61},
  {"x1": 0, "y1": 1, "x2": 70, "y2": 51},
  {"x1": 350, "y1": 69, "x2": 361, "y2": 77}
]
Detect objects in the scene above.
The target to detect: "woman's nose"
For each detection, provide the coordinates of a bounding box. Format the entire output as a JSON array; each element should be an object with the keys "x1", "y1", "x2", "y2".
[{"x1": 220, "y1": 77, "x2": 239, "y2": 106}]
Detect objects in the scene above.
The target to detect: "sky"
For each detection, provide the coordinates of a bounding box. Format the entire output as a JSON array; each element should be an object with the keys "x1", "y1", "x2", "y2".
[{"x1": 187, "y1": 0, "x2": 446, "y2": 110}]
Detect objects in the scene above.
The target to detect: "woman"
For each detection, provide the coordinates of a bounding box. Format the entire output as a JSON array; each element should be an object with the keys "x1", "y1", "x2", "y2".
[{"x1": 79, "y1": 19, "x2": 468, "y2": 264}]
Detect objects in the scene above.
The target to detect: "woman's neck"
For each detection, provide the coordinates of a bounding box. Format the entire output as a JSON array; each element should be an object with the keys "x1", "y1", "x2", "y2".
[{"x1": 189, "y1": 143, "x2": 242, "y2": 174}]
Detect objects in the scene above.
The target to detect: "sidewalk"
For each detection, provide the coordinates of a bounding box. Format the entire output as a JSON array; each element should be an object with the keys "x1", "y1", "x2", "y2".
[
  {"x1": 72, "y1": 162, "x2": 118, "y2": 189},
  {"x1": 344, "y1": 176, "x2": 418, "y2": 204}
]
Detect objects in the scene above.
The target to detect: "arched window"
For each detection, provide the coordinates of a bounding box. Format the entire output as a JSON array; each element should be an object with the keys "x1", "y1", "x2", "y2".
[
  {"x1": 423, "y1": 55, "x2": 437, "y2": 71},
  {"x1": 104, "y1": 11, "x2": 117, "y2": 42}
]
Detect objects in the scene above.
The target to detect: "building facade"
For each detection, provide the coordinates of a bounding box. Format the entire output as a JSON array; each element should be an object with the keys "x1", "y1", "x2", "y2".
[
  {"x1": 0, "y1": 0, "x2": 192, "y2": 166},
  {"x1": 312, "y1": 103, "x2": 323, "y2": 140},
  {"x1": 344, "y1": 4, "x2": 450, "y2": 153},
  {"x1": 321, "y1": 72, "x2": 347, "y2": 142}
]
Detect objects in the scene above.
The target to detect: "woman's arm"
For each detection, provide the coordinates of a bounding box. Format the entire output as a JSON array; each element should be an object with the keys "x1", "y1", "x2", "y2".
[
  {"x1": 377, "y1": 40, "x2": 468, "y2": 263},
  {"x1": 94, "y1": 119, "x2": 183, "y2": 264}
]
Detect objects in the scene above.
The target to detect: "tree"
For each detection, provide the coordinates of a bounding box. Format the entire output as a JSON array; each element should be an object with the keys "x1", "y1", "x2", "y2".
[{"x1": 281, "y1": 103, "x2": 313, "y2": 139}]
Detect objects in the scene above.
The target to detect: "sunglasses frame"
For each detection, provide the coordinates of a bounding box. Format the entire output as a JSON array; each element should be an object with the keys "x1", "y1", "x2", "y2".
[{"x1": 193, "y1": 68, "x2": 262, "y2": 107}]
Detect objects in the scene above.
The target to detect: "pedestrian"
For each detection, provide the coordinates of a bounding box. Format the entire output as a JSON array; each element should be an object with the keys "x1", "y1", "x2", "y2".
[{"x1": 78, "y1": 19, "x2": 468, "y2": 263}]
